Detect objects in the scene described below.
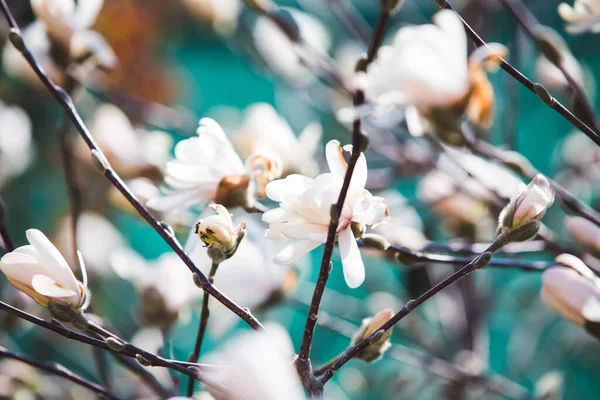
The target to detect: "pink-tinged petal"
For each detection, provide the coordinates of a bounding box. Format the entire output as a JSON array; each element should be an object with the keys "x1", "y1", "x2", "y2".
[
  {"x1": 31, "y1": 274, "x2": 79, "y2": 303},
  {"x1": 347, "y1": 153, "x2": 368, "y2": 203},
  {"x1": 352, "y1": 194, "x2": 390, "y2": 226},
  {"x1": 25, "y1": 230, "x2": 77, "y2": 292},
  {"x1": 0, "y1": 259, "x2": 46, "y2": 289},
  {"x1": 338, "y1": 227, "x2": 365, "y2": 288},
  {"x1": 273, "y1": 240, "x2": 321, "y2": 265},
  {"x1": 326, "y1": 140, "x2": 348, "y2": 177},
  {"x1": 280, "y1": 222, "x2": 328, "y2": 242},
  {"x1": 262, "y1": 208, "x2": 292, "y2": 224}
]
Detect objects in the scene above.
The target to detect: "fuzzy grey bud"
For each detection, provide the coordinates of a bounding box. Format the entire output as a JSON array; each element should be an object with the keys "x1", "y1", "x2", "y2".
[
  {"x1": 135, "y1": 354, "x2": 151, "y2": 366},
  {"x1": 91, "y1": 150, "x2": 110, "y2": 173},
  {"x1": 533, "y1": 83, "x2": 556, "y2": 106}
]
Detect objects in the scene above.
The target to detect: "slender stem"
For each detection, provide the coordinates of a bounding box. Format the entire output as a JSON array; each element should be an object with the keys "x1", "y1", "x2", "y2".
[
  {"x1": 0, "y1": 345, "x2": 121, "y2": 400},
  {"x1": 435, "y1": 0, "x2": 600, "y2": 147},
  {"x1": 499, "y1": 0, "x2": 600, "y2": 135},
  {"x1": 0, "y1": 196, "x2": 15, "y2": 252},
  {"x1": 423, "y1": 239, "x2": 546, "y2": 255},
  {"x1": 319, "y1": 237, "x2": 507, "y2": 384},
  {"x1": 186, "y1": 261, "x2": 219, "y2": 396},
  {"x1": 58, "y1": 119, "x2": 82, "y2": 267},
  {"x1": 0, "y1": 0, "x2": 263, "y2": 332},
  {"x1": 313, "y1": 355, "x2": 341, "y2": 377}
]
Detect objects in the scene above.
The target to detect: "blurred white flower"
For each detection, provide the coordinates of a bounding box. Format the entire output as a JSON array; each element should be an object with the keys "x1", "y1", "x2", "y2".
[
  {"x1": 263, "y1": 140, "x2": 390, "y2": 288},
  {"x1": 234, "y1": 103, "x2": 322, "y2": 177},
  {"x1": 499, "y1": 174, "x2": 555, "y2": 231},
  {"x1": 108, "y1": 177, "x2": 161, "y2": 214},
  {"x1": 558, "y1": 0, "x2": 600, "y2": 34},
  {"x1": 31, "y1": 0, "x2": 115, "y2": 69},
  {"x1": 372, "y1": 190, "x2": 427, "y2": 250},
  {"x1": 534, "y1": 27, "x2": 585, "y2": 90},
  {"x1": 148, "y1": 118, "x2": 280, "y2": 213},
  {"x1": 203, "y1": 324, "x2": 306, "y2": 400},
  {"x1": 362, "y1": 10, "x2": 506, "y2": 142},
  {"x1": 0, "y1": 102, "x2": 34, "y2": 188},
  {"x1": 542, "y1": 255, "x2": 600, "y2": 326},
  {"x1": 253, "y1": 9, "x2": 331, "y2": 86},
  {"x1": 187, "y1": 216, "x2": 296, "y2": 336},
  {"x1": 182, "y1": 0, "x2": 240, "y2": 35},
  {"x1": 111, "y1": 250, "x2": 199, "y2": 327},
  {"x1": 79, "y1": 104, "x2": 173, "y2": 178},
  {"x1": 565, "y1": 216, "x2": 600, "y2": 252},
  {"x1": 54, "y1": 212, "x2": 126, "y2": 275},
  {"x1": 0, "y1": 229, "x2": 88, "y2": 309}
]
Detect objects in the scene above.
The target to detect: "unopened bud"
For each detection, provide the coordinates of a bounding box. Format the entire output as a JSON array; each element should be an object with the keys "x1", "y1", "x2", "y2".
[
  {"x1": 91, "y1": 150, "x2": 110, "y2": 173},
  {"x1": 351, "y1": 222, "x2": 365, "y2": 239},
  {"x1": 136, "y1": 354, "x2": 151, "y2": 366},
  {"x1": 351, "y1": 309, "x2": 394, "y2": 363},
  {"x1": 507, "y1": 220, "x2": 541, "y2": 242},
  {"x1": 195, "y1": 204, "x2": 246, "y2": 263},
  {"x1": 533, "y1": 83, "x2": 556, "y2": 106},
  {"x1": 105, "y1": 337, "x2": 125, "y2": 352},
  {"x1": 361, "y1": 234, "x2": 390, "y2": 251},
  {"x1": 8, "y1": 29, "x2": 25, "y2": 52}
]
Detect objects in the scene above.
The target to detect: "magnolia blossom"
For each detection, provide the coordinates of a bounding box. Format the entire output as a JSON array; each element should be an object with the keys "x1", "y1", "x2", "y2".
[
  {"x1": 542, "y1": 255, "x2": 600, "y2": 326},
  {"x1": 558, "y1": 0, "x2": 600, "y2": 34},
  {"x1": 362, "y1": 10, "x2": 506, "y2": 142},
  {"x1": 499, "y1": 174, "x2": 555, "y2": 231},
  {"x1": 0, "y1": 102, "x2": 34, "y2": 188},
  {"x1": 565, "y1": 216, "x2": 600, "y2": 252},
  {"x1": 79, "y1": 104, "x2": 173, "y2": 178},
  {"x1": 111, "y1": 250, "x2": 200, "y2": 328},
  {"x1": 253, "y1": 9, "x2": 331, "y2": 86},
  {"x1": 187, "y1": 216, "x2": 296, "y2": 336},
  {"x1": 534, "y1": 26, "x2": 585, "y2": 90},
  {"x1": 263, "y1": 140, "x2": 390, "y2": 288},
  {"x1": 148, "y1": 118, "x2": 281, "y2": 213},
  {"x1": 203, "y1": 324, "x2": 306, "y2": 400},
  {"x1": 233, "y1": 103, "x2": 322, "y2": 177},
  {"x1": 182, "y1": 0, "x2": 241, "y2": 35},
  {"x1": 0, "y1": 229, "x2": 88, "y2": 309}
]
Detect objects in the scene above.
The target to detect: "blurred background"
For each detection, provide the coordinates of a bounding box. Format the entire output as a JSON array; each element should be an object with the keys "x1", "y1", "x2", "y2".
[{"x1": 0, "y1": 0, "x2": 600, "y2": 398}]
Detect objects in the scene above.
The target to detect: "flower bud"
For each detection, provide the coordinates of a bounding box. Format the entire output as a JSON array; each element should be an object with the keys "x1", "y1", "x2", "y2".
[
  {"x1": 350, "y1": 309, "x2": 394, "y2": 363},
  {"x1": 497, "y1": 174, "x2": 554, "y2": 238},
  {"x1": 194, "y1": 204, "x2": 246, "y2": 263}
]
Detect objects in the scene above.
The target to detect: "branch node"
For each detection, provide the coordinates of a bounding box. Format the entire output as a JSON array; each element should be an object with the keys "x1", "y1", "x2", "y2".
[
  {"x1": 192, "y1": 273, "x2": 207, "y2": 289},
  {"x1": 105, "y1": 337, "x2": 125, "y2": 352},
  {"x1": 533, "y1": 83, "x2": 556, "y2": 106},
  {"x1": 8, "y1": 28, "x2": 25, "y2": 52},
  {"x1": 369, "y1": 329, "x2": 386, "y2": 343},
  {"x1": 135, "y1": 354, "x2": 151, "y2": 367},
  {"x1": 90, "y1": 150, "x2": 110, "y2": 174}
]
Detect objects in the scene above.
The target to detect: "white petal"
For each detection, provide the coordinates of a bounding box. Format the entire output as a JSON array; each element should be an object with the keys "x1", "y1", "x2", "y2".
[
  {"x1": 262, "y1": 208, "x2": 292, "y2": 224},
  {"x1": 281, "y1": 222, "x2": 328, "y2": 242},
  {"x1": 31, "y1": 274, "x2": 78, "y2": 301},
  {"x1": 73, "y1": 0, "x2": 104, "y2": 30},
  {"x1": 147, "y1": 189, "x2": 211, "y2": 212},
  {"x1": 212, "y1": 204, "x2": 233, "y2": 228},
  {"x1": 338, "y1": 228, "x2": 365, "y2": 288},
  {"x1": 352, "y1": 194, "x2": 390, "y2": 226},
  {"x1": 273, "y1": 240, "x2": 321, "y2": 265},
  {"x1": 326, "y1": 140, "x2": 347, "y2": 177},
  {"x1": 347, "y1": 153, "x2": 367, "y2": 202}
]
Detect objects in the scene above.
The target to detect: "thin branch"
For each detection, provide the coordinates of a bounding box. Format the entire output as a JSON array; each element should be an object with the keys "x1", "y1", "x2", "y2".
[
  {"x1": 0, "y1": 196, "x2": 15, "y2": 252},
  {"x1": 186, "y1": 261, "x2": 219, "y2": 396},
  {"x1": 319, "y1": 236, "x2": 507, "y2": 384},
  {"x1": 423, "y1": 240, "x2": 546, "y2": 255},
  {"x1": 0, "y1": 345, "x2": 122, "y2": 400},
  {"x1": 0, "y1": 0, "x2": 263, "y2": 332},
  {"x1": 435, "y1": 0, "x2": 600, "y2": 147},
  {"x1": 498, "y1": 0, "x2": 600, "y2": 135}
]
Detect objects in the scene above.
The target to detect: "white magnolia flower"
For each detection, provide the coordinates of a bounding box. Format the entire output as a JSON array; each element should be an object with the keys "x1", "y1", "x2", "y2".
[
  {"x1": 263, "y1": 140, "x2": 390, "y2": 288},
  {"x1": 0, "y1": 102, "x2": 34, "y2": 188},
  {"x1": 203, "y1": 324, "x2": 306, "y2": 400},
  {"x1": 0, "y1": 229, "x2": 88, "y2": 309},
  {"x1": 253, "y1": 9, "x2": 331, "y2": 86},
  {"x1": 565, "y1": 216, "x2": 600, "y2": 252},
  {"x1": 54, "y1": 212, "x2": 126, "y2": 275},
  {"x1": 79, "y1": 104, "x2": 173, "y2": 178},
  {"x1": 234, "y1": 103, "x2": 322, "y2": 177},
  {"x1": 542, "y1": 255, "x2": 600, "y2": 326},
  {"x1": 372, "y1": 191, "x2": 427, "y2": 250},
  {"x1": 362, "y1": 10, "x2": 506, "y2": 142},
  {"x1": 111, "y1": 250, "x2": 200, "y2": 316},
  {"x1": 182, "y1": 0, "x2": 241, "y2": 35},
  {"x1": 187, "y1": 216, "x2": 296, "y2": 336},
  {"x1": 147, "y1": 118, "x2": 280, "y2": 213},
  {"x1": 499, "y1": 174, "x2": 555, "y2": 230},
  {"x1": 534, "y1": 26, "x2": 585, "y2": 90},
  {"x1": 558, "y1": 0, "x2": 600, "y2": 34}
]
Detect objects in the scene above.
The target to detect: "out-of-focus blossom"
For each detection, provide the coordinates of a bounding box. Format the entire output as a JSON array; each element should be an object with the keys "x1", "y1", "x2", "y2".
[
  {"x1": 54, "y1": 212, "x2": 126, "y2": 275},
  {"x1": 351, "y1": 309, "x2": 394, "y2": 363},
  {"x1": 78, "y1": 104, "x2": 172, "y2": 179},
  {"x1": 182, "y1": 0, "x2": 241, "y2": 35},
  {"x1": 148, "y1": 118, "x2": 281, "y2": 213},
  {"x1": 31, "y1": 0, "x2": 115, "y2": 70},
  {"x1": 0, "y1": 229, "x2": 89, "y2": 310},
  {"x1": 534, "y1": 26, "x2": 584, "y2": 90},
  {"x1": 187, "y1": 216, "x2": 296, "y2": 336},
  {"x1": 565, "y1": 216, "x2": 600, "y2": 252},
  {"x1": 372, "y1": 190, "x2": 427, "y2": 250},
  {"x1": 111, "y1": 250, "x2": 199, "y2": 330},
  {"x1": 203, "y1": 324, "x2": 306, "y2": 400},
  {"x1": 542, "y1": 254, "x2": 600, "y2": 326},
  {"x1": 253, "y1": 9, "x2": 331, "y2": 86},
  {"x1": 558, "y1": 0, "x2": 600, "y2": 34},
  {"x1": 233, "y1": 103, "x2": 322, "y2": 176},
  {"x1": 108, "y1": 177, "x2": 161, "y2": 214},
  {"x1": 362, "y1": 10, "x2": 506, "y2": 144},
  {"x1": 0, "y1": 102, "x2": 34, "y2": 188},
  {"x1": 263, "y1": 140, "x2": 390, "y2": 289},
  {"x1": 498, "y1": 174, "x2": 554, "y2": 235}
]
